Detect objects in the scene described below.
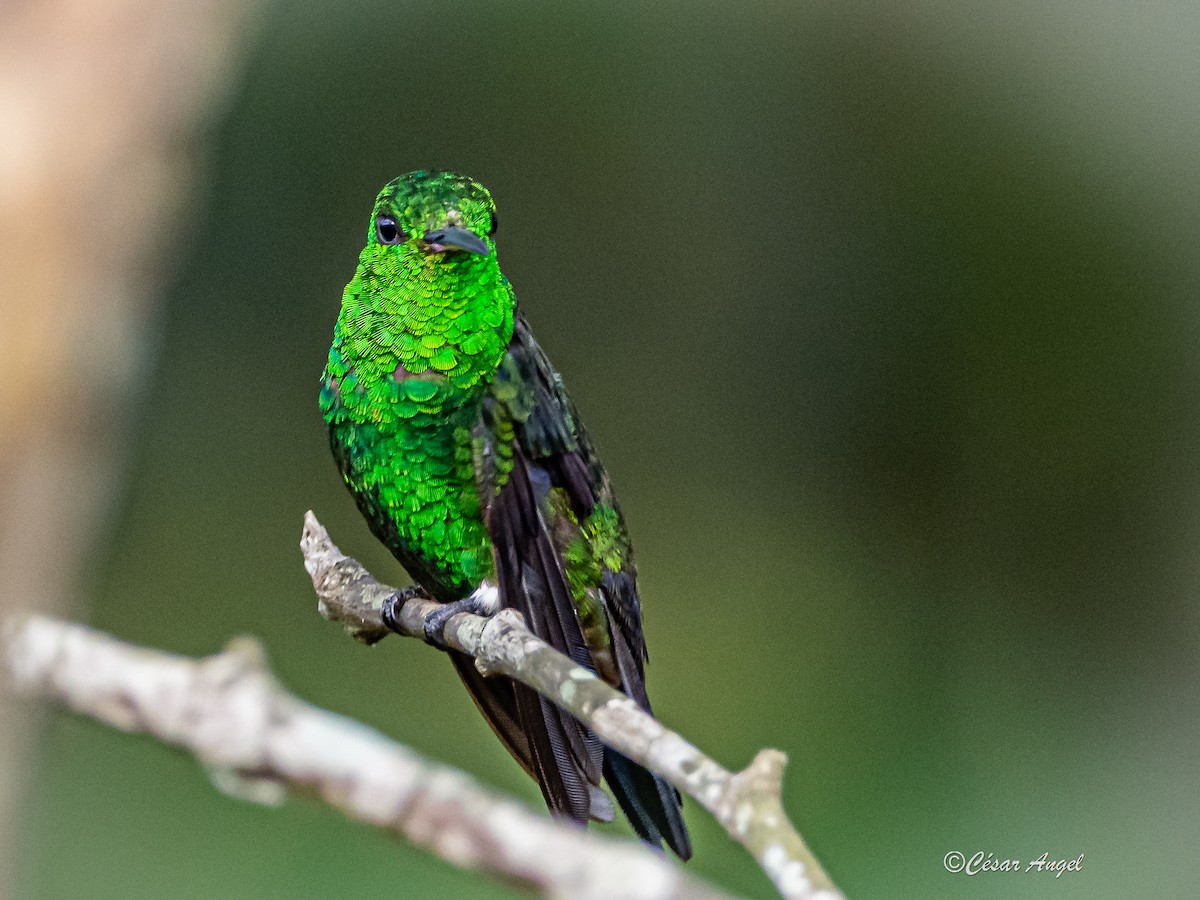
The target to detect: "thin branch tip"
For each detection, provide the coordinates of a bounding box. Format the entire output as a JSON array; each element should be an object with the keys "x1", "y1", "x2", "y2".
[
  {"x1": 301, "y1": 509, "x2": 327, "y2": 544},
  {"x1": 744, "y1": 749, "x2": 788, "y2": 791},
  {"x1": 219, "y1": 635, "x2": 270, "y2": 670}
]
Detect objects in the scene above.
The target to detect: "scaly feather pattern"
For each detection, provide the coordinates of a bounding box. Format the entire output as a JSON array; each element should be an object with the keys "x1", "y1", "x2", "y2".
[{"x1": 320, "y1": 171, "x2": 690, "y2": 858}]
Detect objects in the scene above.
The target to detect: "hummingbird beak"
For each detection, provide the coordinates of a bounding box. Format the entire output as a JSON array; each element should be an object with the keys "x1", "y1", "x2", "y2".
[{"x1": 422, "y1": 225, "x2": 490, "y2": 256}]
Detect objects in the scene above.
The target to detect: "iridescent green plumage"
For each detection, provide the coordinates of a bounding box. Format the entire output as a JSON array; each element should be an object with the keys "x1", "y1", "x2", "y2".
[
  {"x1": 320, "y1": 171, "x2": 689, "y2": 858},
  {"x1": 321, "y1": 173, "x2": 508, "y2": 594}
]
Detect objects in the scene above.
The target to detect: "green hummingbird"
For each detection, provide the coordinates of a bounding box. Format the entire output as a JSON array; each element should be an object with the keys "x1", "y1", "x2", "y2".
[{"x1": 319, "y1": 170, "x2": 690, "y2": 858}]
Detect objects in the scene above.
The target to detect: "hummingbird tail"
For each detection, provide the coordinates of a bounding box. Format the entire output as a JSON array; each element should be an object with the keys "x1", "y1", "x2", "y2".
[{"x1": 603, "y1": 749, "x2": 693, "y2": 860}]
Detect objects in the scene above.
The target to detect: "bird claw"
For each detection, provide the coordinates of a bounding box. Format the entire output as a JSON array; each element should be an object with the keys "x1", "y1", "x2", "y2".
[
  {"x1": 423, "y1": 581, "x2": 500, "y2": 647},
  {"x1": 380, "y1": 586, "x2": 425, "y2": 636},
  {"x1": 422, "y1": 602, "x2": 464, "y2": 646}
]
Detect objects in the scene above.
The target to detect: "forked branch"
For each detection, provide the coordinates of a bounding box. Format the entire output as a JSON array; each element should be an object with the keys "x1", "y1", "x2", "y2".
[{"x1": 303, "y1": 511, "x2": 845, "y2": 900}]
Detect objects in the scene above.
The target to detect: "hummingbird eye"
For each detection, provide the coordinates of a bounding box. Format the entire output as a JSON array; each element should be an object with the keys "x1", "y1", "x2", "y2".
[
  {"x1": 376, "y1": 216, "x2": 405, "y2": 244},
  {"x1": 488, "y1": 211, "x2": 498, "y2": 236}
]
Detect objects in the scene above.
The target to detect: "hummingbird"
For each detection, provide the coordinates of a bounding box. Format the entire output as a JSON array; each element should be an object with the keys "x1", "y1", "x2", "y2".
[{"x1": 319, "y1": 170, "x2": 691, "y2": 858}]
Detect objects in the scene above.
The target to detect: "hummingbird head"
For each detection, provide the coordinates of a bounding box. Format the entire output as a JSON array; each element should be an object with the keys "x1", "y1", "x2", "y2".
[
  {"x1": 368, "y1": 170, "x2": 498, "y2": 262},
  {"x1": 335, "y1": 170, "x2": 514, "y2": 394}
]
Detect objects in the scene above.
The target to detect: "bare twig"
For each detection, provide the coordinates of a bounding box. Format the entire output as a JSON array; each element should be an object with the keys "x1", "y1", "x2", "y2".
[
  {"x1": 303, "y1": 511, "x2": 845, "y2": 900},
  {"x1": 1, "y1": 613, "x2": 735, "y2": 900}
]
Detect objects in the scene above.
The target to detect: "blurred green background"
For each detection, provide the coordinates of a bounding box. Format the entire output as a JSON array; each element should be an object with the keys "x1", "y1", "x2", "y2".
[{"x1": 16, "y1": 1, "x2": 1200, "y2": 897}]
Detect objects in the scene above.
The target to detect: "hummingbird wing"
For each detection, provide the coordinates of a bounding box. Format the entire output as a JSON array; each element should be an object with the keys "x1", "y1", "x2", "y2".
[{"x1": 473, "y1": 312, "x2": 691, "y2": 858}]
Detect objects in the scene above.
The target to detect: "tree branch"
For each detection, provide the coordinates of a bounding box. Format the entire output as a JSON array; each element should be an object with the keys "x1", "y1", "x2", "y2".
[
  {"x1": 302, "y1": 511, "x2": 845, "y2": 900},
  {"x1": 1, "y1": 613, "x2": 735, "y2": 900}
]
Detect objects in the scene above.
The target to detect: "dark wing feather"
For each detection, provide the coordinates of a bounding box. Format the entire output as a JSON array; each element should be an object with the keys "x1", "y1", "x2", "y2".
[
  {"x1": 475, "y1": 313, "x2": 690, "y2": 858},
  {"x1": 487, "y1": 424, "x2": 603, "y2": 821}
]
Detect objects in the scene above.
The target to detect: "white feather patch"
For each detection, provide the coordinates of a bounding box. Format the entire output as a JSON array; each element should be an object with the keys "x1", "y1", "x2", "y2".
[{"x1": 470, "y1": 580, "x2": 500, "y2": 615}]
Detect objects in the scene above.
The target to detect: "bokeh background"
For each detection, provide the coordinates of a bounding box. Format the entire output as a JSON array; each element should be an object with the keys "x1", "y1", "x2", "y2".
[{"x1": 5, "y1": 1, "x2": 1200, "y2": 898}]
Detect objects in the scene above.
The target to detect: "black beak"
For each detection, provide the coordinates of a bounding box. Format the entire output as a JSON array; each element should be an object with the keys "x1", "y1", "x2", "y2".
[{"x1": 422, "y1": 225, "x2": 490, "y2": 256}]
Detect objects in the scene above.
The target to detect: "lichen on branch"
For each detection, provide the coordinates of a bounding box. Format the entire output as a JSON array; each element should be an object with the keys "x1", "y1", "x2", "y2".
[
  {"x1": 302, "y1": 511, "x2": 845, "y2": 900},
  {"x1": 1, "y1": 613, "x2": 733, "y2": 900}
]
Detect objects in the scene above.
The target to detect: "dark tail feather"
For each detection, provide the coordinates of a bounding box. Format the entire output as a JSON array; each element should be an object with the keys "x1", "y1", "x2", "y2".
[
  {"x1": 447, "y1": 651, "x2": 534, "y2": 778},
  {"x1": 603, "y1": 750, "x2": 692, "y2": 860},
  {"x1": 449, "y1": 648, "x2": 600, "y2": 821}
]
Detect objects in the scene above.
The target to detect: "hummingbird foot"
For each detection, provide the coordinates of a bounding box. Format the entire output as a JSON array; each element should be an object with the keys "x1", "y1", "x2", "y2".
[
  {"x1": 380, "y1": 586, "x2": 431, "y2": 636},
  {"x1": 422, "y1": 580, "x2": 500, "y2": 646}
]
